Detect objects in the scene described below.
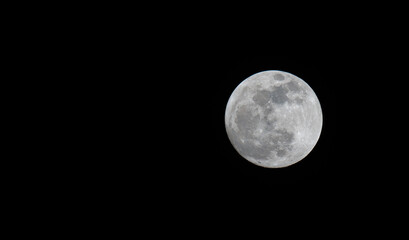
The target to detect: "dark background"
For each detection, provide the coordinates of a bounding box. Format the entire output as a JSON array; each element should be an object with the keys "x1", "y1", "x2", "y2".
[
  {"x1": 28, "y1": 24, "x2": 404, "y2": 234},
  {"x1": 33, "y1": 35, "x2": 401, "y2": 234},
  {"x1": 7, "y1": 3, "x2": 408, "y2": 236},
  {"x1": 27, "y1": 6, "x2": 404, "y2": 206}
]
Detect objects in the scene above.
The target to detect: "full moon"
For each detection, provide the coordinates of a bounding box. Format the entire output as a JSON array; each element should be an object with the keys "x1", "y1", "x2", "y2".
[{"x1": 225, "y1": 70, "x2": 323, "y2": 168}]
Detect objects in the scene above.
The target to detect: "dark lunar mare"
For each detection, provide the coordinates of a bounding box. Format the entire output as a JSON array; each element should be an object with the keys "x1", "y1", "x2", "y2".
[
  {"x1": 270, "y1": 86, "x2": 289, "y2": 104},
  {"x1": 252, "y1": 79, "x2": 305, "y2": 107},
  {"x1": 252, "y1": 90, "x2": 271, "y2": 106},
  {"x1": 286, "y1": 80, "x2": 302, "y2": 92}
]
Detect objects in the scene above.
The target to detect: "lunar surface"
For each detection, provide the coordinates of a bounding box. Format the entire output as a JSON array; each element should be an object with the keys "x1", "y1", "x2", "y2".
[{"x1": 225, "y1": 70, "x2": 323, "y2": 168}]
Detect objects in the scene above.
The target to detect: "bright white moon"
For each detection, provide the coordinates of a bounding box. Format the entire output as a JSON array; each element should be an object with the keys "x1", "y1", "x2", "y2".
[{"x1": 225, "y1": 70, "x2": 323, "y2": 168}]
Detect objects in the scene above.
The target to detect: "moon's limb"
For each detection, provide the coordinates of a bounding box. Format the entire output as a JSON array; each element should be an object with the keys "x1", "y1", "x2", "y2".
[{"x1": 225, "y1": 70, "x2": 323, "y2": 168}]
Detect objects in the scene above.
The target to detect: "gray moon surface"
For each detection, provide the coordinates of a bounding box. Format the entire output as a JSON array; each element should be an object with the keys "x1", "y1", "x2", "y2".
[{"x1": 225, "y1": 70, "x2": 323, "y2": 168}]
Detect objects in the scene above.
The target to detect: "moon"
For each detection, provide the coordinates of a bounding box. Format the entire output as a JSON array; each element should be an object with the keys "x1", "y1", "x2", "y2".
[{"x1": 225, "y1": 70, "x2": 323, "y2": 168}]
